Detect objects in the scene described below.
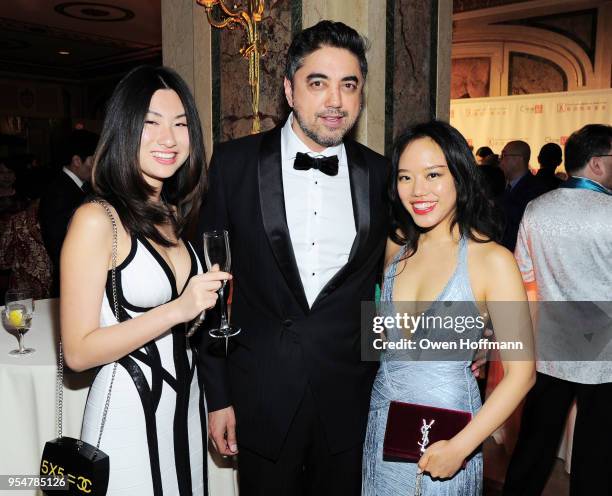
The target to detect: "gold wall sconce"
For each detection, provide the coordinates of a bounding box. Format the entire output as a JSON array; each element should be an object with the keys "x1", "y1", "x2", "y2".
[{"x1": 196, "y1": 0, "x2": 266, "y2": 134}]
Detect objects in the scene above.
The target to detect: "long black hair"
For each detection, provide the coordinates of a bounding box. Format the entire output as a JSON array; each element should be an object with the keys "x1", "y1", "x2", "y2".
[
  {"x1": 92, "y1": 65, "x2": 206, "y2": 247},
  {"x1": 389, "y1": 120, "x2": 503, "y2": 256}
]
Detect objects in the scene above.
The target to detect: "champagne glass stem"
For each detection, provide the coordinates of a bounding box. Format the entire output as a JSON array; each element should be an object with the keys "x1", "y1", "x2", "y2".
[
  {"x1": 17, "y1": 331, "x2": 25, "y2": 354},
  {"x1": 218, "y1": 282, "x2": 229, "y2": 330}
]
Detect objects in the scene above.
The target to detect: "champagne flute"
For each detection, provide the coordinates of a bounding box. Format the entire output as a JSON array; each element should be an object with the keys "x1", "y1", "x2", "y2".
[
  {"x1": 2, "y1": 289, "x2": 35, "y2": 356},
  {"x1": 204, "y1": 230, "x2": 240, "y2": 339}
]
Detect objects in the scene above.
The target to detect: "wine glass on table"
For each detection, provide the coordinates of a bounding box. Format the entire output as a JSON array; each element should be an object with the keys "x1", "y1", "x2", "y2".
[{"x1": 2, "y1": 289, "x2": 35, "y2": 356}]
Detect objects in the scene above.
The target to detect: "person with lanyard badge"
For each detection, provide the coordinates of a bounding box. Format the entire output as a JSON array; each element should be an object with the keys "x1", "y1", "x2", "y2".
[{"x1": 504, "y1": 124, "x2": 612, "y2": 496}]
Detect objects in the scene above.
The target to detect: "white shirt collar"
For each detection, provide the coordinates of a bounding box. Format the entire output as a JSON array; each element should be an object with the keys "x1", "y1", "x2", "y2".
[
  {"x1": 281, "y1": 113, "x2": 345, "y2": 165},
  {"x1": 63, "y1": 166, "x2": 84, "y2": 188}
]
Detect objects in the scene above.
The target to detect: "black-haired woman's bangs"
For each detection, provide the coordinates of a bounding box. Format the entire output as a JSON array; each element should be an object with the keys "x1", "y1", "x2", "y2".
[{"x1": 388, "y1": 120, "x2": 503, "y2": 254}]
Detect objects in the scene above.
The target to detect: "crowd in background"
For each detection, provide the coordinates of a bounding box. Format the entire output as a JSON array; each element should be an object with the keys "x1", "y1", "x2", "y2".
[
  {"x1": 0, "y1": 130, "x2": 574, "y2": 303},
  {"x1": 0, "y1": 129, "x2": 98, "y2": 298}
]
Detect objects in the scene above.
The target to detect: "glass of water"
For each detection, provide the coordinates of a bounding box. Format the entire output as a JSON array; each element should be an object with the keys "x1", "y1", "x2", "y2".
[{"x1": 2, "y1": 289, "x2": 35, "y2": 356}]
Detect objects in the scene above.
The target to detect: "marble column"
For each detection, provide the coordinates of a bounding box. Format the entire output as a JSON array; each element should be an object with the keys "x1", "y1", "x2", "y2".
[
  {"x1": 387, "y1": 0, "x2": 452, "y2": 152},
  {"x1": 302, "y1": 0, "x2": 451, "y2": 154},
  {"x1": 161, "y1": 0, "x2": 214, "y2": 161},
  {"x1": 215, "y1": 0, "x2": 299, "y2": 141}
]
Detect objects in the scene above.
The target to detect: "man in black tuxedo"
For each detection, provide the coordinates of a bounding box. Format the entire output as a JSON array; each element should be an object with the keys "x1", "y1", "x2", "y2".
[
  {"x1": 39, "y1": 130, "x2": 98, "y2": 296},
  {"x1": 198, "y1": 21, "x2": 389, "y2": 495},
  {"x1": 499, "y1": 140, "x2": 548, "y2": 251}
]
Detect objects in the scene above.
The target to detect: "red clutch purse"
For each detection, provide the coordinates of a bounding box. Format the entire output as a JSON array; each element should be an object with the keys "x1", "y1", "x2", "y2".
[{"x1": 382, "y1": 401, "x2": 472, "y2": 463}]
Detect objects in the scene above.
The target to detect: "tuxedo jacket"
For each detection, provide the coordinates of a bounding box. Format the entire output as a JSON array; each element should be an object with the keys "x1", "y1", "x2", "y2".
[
  {"x1": 39, "y1": 170, "x2": 87, "y2": 296},
  {"x1": 198, "y1": 125, "x2": 389, "y2": 459},
  {"x1": 500, "y1": 172, "x2": 548, "y2": 251}
]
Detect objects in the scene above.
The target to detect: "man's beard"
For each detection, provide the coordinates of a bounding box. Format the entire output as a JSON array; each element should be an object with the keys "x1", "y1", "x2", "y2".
[{"x1": 293, "y1": 107, "x2": 357, "y2": 148}]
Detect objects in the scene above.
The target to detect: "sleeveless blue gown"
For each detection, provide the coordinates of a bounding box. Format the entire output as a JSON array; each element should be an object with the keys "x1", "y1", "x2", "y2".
[{"x1": 362, "y1": 237, "x2": 483, "y2": 495}]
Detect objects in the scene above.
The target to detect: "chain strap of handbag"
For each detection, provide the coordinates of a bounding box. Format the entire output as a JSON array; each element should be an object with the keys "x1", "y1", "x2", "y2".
[{"x1": 55, "y1": 199, "x2": 121, "y2": 452}]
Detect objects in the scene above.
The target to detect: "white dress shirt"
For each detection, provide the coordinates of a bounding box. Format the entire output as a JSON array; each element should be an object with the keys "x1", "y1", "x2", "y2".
[
  {"x1": 62, "y1": 166, "x2": 84, "y2": 189},
  {"x1": 281, "y1": 114, "x2": 356, "y2": 307}
]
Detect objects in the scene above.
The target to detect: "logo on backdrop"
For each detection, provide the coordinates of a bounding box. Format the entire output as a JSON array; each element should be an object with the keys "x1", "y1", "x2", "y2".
[
  {"x1": 520, "y1": 104, "x2": 544, "y2": 114},
  {"x1": 557, "y1": 101, "x2": 607, "y2": 113},
  {"x1": 488, "y1": 137, "x2": 526, "y2": 148},
  {"x1": 464, "y1": 106, "x2": 508, "y2": 118}
]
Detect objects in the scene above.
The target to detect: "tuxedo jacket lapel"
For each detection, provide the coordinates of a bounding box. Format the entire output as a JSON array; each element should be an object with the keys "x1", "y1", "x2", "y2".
[
  {"x1": 345, "y1": 139, "x2": 371, "y2": 260},
  {"x1": 313, "y1": 139, "x2": 371, "y2": 307},
  {"x1": 258, "y1": 127, "x2": 310, "y2": 314}
]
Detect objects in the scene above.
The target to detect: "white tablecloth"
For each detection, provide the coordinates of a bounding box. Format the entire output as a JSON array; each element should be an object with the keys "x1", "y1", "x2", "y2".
[{"x1": 0, "y1": 298, "x2": 238, "y2": 495}]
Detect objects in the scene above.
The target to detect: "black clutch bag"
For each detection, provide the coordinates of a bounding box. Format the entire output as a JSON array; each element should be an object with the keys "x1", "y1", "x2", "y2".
[
  {"x1": 383, "y1": 400, "x2": 472, "y2": 463},
  {"x1": 40, "y1": 200, "x2": 121, "y2": 495}
]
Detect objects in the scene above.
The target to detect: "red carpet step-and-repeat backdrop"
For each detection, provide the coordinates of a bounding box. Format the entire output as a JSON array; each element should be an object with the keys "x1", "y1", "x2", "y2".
[{"x1": 451, "y1": 89, "x2": 612, "y2": 169}]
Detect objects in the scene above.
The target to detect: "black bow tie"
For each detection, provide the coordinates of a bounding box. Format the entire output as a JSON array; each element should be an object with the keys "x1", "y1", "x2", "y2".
[{"x1": 293, "y1": 152, "x2": 339, "y2": 176}]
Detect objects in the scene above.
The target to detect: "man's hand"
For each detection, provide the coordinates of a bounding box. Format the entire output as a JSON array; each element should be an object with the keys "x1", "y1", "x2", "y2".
[
  {"x1": 471, "y1": 327, "x2": 493, "y2": 378},
  {"x1": 208, "y1": 406, "x2": 238, "y2": 455},
  {"x1": 470, "y1": 356, "x2": 487, "y2": 378}
]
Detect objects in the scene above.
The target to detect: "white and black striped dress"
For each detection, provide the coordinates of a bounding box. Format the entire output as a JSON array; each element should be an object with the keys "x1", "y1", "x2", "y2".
[{"x1": 81, "y1": 233, "x2": 207, "y2": 496}]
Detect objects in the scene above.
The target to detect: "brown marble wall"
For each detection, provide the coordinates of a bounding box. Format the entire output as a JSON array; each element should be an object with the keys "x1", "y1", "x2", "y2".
[
  {"x1": 218, "y1": 0, "x2": 295, "y2": 141},
  {"x1": 390, "y1": 0, "x2": 437, "y2": 141},
  {"x1": 509, "y1": 52, "x2": 567, "y2": 95},
  {"x1": 451, "y1": 57, "x2": 490, "y2": 98}
]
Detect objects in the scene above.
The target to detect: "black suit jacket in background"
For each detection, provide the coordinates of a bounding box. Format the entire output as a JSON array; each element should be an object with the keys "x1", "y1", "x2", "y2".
[
  {"x1": 39, "y1": 170, "x2": 87, "y2": 296},
  {"x1": 197, "y1": 125, "x2": 389, "y2": 460},
  {"x1": 500, "y1": 172, "x2": 548, "y2": 251}
]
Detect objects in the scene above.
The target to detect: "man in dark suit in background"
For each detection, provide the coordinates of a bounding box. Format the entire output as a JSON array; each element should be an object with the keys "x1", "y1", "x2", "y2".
[
  {"x1": 499, "y1": 140, "x2": 547, "y2": 251},
  {"x1": 39, "y1": 129, "x2": 98, "y2": 296},
  {"x1": 534, "y1": 142, "x2": 563, "y2": 192},
  {"x1": 198, "y1": 21, "x2": 389, "y2": 495}
]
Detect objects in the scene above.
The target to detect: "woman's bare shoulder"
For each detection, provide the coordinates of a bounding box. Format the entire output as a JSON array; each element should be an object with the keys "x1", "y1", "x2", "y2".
[
  {"x1": 468, "y1": 239, "x2": 522, "y2": 296},
  {"x1": 70, "y1": 201, "x2": 128, "y2": 238},
  {"x1": 470, "y1": 240, "x2": 515, "y2": 270},
  {"x1": 70, "y1": 202, "x2": 114, "y2": 233}
]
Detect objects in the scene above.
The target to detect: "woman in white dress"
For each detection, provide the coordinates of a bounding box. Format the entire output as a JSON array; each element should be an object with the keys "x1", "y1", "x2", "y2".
[{"x1": 60, "y1": 66, "x2": 230, "y2": 495}]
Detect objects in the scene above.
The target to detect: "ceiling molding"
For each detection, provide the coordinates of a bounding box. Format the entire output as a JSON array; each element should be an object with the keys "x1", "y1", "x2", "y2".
[
  {"x1": 54, "y1": 2, "x2": 135, "y2": 23},
  {"x1": 453, "y1": 0, "x2": 606, "y2": 22},
  {"x1": 0, "y1": 1, "x2": 161, "y2": 82},
  {"x1": 0, "y1": 16, "x2": 152, "y2": 49}
]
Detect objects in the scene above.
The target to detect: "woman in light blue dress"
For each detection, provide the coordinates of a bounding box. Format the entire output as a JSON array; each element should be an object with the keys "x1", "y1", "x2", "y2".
[{"x1": 362, "y1": 121, "x2": 535, "y2": 495}]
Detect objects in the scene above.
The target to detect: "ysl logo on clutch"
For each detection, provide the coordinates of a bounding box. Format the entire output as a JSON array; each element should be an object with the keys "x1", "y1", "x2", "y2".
[{"x1": 418, "y1": 418, "x2": 435, "y2": 454}]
